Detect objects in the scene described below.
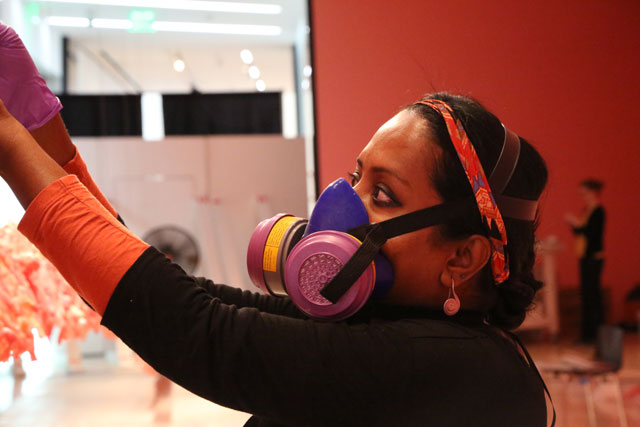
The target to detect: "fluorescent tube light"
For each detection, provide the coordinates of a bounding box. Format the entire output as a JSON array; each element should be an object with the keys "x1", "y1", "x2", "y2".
[
  {"x1": 46, "y1": 16, "x2": 90, "y2": 27},
  {"x1": 44, "y1": 16, "x2": 281, "y2": 36},
  {"x1": 91, "y1": 18, "x2": 133, "y2": 30},
  {"x1": 38, "y1": 0, "x2": 282, "y2": 15},
  {"x1": 152, "y1": 21, "x2": 282, "y2": 36}
]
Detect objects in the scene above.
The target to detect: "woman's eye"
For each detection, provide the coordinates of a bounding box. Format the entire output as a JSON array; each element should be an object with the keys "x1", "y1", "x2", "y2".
[
  {"x1": 373, "y1": 185, "x2": 399, "y2": 207},
  {"x1": 348, "y1": 171, "x2": 361, "y2": 187},
  {"x1": 348, "y1": 173, "x2": 400, "y2": 207}
]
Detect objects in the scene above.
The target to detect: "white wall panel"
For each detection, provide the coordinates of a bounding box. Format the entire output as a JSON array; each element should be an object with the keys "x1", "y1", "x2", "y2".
[{"x1": 75, "y1": 135, "x2": 307, "y2": 290}]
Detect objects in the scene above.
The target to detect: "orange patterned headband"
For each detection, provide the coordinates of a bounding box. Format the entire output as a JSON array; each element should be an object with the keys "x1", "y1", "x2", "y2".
[{"x1": 415, "y1": 99, "x2": 511, "y2": 284}]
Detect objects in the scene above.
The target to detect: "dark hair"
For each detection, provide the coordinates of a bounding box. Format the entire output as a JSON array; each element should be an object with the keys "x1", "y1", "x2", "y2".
[
  {"x1": 406, "y1": 92, "x2": 548, "y2": 330},
  {"x1": 580, "y1": 178, "x2": 604, "y2": 193}
]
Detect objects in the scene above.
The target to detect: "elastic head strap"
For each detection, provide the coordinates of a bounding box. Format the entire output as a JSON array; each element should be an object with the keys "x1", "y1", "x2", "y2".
[
  {"x1": 490, "y1": 126, "x2": 520, "y2": 194},
  {"x1": 415, "y1": 99, "x2": 509, "y2": 284},
  {"x1": 506, "y1": 330, "x2": 556, "y2": 426},
  {"x1": 489, "y1": 126, "x2": 538, "y2": 221},
  {"x1": 319, "y1": 197, "x2": 476, "y2": 304}
]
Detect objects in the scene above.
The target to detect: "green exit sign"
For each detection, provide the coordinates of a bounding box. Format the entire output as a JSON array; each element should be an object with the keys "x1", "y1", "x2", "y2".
[
  {"x1": 129, "y1": 9, "x2": 155, "y2": 33},
  {"x1": 26, "y1": 2, "x2": 40, "y2": 24}
]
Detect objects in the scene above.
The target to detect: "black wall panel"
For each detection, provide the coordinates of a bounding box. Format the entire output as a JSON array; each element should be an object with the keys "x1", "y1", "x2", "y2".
[{"x1": 57, "y1": 92, "x2": 282, "y2": 137}]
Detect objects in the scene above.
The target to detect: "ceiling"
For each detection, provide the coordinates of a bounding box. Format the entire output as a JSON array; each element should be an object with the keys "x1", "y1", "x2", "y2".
[{"x1": 30, "y1": 0, "x2": 309, "y2": 47}]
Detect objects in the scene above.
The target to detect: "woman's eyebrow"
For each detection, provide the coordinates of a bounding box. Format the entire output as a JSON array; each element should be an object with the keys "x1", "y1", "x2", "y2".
[{"x1": 356, "y1": 158, "x2": 410, "y2": 187}]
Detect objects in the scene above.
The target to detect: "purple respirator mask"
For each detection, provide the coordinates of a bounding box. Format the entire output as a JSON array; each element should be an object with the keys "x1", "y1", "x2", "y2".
[{"x1": 247, "y1": 178, "x2": 475, "y2": 321}]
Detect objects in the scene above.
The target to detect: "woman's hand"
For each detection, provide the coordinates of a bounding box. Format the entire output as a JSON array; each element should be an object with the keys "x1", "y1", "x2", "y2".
[
  {"x1": 0, "y1": 23, "x2": 62, "y2": 131},
  {"x1": 564, "y1": 213, "x2": 579, "y2": 227},
  {"x1": 1, "y1": 24, "x2": 74, "y2": 165}
]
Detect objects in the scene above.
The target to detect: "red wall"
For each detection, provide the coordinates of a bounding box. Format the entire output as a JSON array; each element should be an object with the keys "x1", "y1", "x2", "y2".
[{"x1": 311, "y1": 0, "x2": 640, "y2": 322}]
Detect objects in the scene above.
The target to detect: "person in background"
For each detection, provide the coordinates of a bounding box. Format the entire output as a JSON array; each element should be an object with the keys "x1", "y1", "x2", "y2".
[{"x1": 565, "y1": 179, "x2": 606, "y2": 343}]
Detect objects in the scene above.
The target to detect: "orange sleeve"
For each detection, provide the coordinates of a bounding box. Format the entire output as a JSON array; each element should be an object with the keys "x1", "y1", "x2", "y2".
[
  {"x1": 62, "y1": 147, "x2": 118, "y2": 218},
  {"x1": 18, "y1": 175, "x2": 149, "y2": 315}
]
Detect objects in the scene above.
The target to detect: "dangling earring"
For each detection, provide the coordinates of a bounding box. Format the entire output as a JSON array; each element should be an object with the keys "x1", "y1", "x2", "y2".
[{"x1": 443, "y1": 277, "x2": 460, "y2": 316}]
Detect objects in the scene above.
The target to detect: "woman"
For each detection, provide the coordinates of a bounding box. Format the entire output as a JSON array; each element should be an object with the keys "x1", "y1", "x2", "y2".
[
  {"x1": 0, "y1": 25, "x2": 550, "y2": 426},
  {"x1": 565, "y1": 179, "x2": 606, "y2": 343}
]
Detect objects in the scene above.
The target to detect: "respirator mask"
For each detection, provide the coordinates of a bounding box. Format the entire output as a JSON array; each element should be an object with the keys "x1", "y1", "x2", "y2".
[{"x1": 247, "y1": 177, "x2": 475, "y2": 321}]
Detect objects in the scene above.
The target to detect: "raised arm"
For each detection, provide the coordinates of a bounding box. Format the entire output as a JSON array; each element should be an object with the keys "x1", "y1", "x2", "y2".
[
  {"x1": 0, "y1": 98, "x2": 147, "y2": 312},
  {"x1": 1, "y1": 23, "x2": 118, "y2": 218},
  {"x1": 193, "y1": 278, "x2": 305, "y2": 318},
  {"x1": 30, "y1": 114, "x2": 120, "y2": 219},
  {"x1": 0, "y1": 100, "x2": 65, "y2": 208}
]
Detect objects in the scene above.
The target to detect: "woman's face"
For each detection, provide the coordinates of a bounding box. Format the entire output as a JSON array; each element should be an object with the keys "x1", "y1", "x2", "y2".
[
  {"x1": 579, "y1": 185, "x2": 598, "y2": 205},
  {"x1": 351, "y1": 109, "x2": 455, "y2": 306}
]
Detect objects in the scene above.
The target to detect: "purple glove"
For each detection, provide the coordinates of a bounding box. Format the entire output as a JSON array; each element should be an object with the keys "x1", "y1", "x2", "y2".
[{"x1": 0, "y1": 23, "x2": 62, "y2": 130}]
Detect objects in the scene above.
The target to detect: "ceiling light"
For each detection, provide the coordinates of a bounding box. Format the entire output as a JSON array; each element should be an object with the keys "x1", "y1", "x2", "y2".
[
  {"x1": 91, "y1": 18, "x2": 133, "y2": 30},
  {"x1": 38, "y1": 0, "x2": 282, "y2": 15},
  {"x1": 256, "y1": 79, "x2": 266, "y2": 92},
  {"x1": 301, "y1": 79, "x2": 310, "y2": 90},
  {"x1": 173, "y1": 59, "x2": 186, "y2": 72},
  {"x1": 42, "y1": 16, "x2": 282, "y2": 36},
  {"x1": 303, "y1": 65, "x2": 312, "y2": 77},
  {"x1": 240, "y1": 49, "x2": 254, "y2": 65},
  {"x1": 46, "y1": 16, "x2": 91, "y2": 28},
  {"x1": 152, "y1": 21, "x2": 282, "y2": 36},
  {"x1": 248, "y1": 65, "x2": 260, "y2": 80}
]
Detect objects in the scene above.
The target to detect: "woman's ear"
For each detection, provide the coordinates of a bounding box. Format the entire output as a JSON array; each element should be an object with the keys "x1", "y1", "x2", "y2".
[{"x1": 439, "y1": 235, "x2": 492, "y2": 287}]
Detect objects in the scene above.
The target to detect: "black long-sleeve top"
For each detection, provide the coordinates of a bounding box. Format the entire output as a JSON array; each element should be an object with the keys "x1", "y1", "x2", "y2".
[
  {"x1": 101, "y1": 247, "x2": 547, "y2": 426},
  {"x1": 572, "y1": 206, "x2": 605, "y2": 259}
]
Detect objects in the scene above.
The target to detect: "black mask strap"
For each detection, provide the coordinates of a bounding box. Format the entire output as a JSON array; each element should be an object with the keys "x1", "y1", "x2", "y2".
[
  {"x1": 506, "y1": 331, "x2": 556, "y2": 426},
  {"x1": 319, "y1": 197, "x2": 476, "y2": 303}
]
